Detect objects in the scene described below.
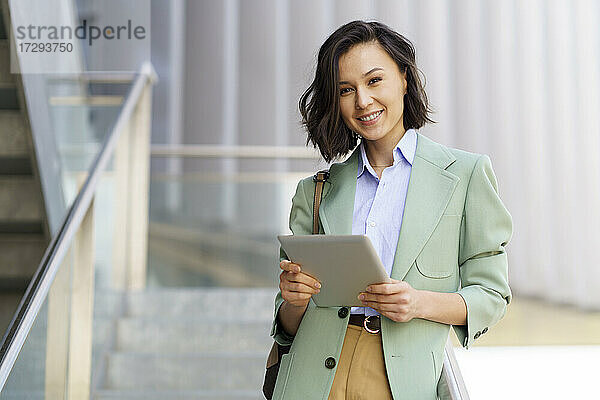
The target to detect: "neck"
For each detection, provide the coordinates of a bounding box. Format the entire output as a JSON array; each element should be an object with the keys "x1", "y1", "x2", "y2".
[{"x1": 364, "y1": 128, "x2": 407, "y2": 167}]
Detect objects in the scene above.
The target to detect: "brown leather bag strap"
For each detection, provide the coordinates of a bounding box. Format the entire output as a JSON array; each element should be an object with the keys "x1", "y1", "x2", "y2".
[{"x1": 312, "y1": 169, "x2": 330, "y2": 234}]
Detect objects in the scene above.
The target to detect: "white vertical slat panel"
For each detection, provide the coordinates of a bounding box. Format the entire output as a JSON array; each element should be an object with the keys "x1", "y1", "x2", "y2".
[
  {"x1": 184, "y1": 1, "x2": 224, "y2": 145},
  {"x1": 275, "y1": 0, "x2": 290, "y2": 235},
  {"x1": 222, "y1": 0, "x2": 239, "y2": 225},
  {"x1": 288, "y1": 0, "x2": 333, "y2": 149},
  {"x1": 377, "y1": 0, "x2": 416, "y2": 36},
  {"x1": 237, "y1": 0, "x2": 282, "y2": 234},
  {"x1": 484, "y1": 0, "x2": 525, "y2": 294},
  {"x1": 514, "y1": 0, "x2": 553, "y2": 298},
  {"x1": 333, "y1": 0, "x2": 376, "y2": 27},
  {"x1": 166, "y1": 0, "x2": 186, "y2": 214},
  {"x1": 183, "y1": 0, "x2": 228, "y2": 225},
  {"x1": 545, "y1": 0, "x2": 579, "y2": 304},
  {"x1": 573, "y1": 0, "x2": 600, "y2": 308},
  {"x1": 451, "y1": 0, "x2": 488, "y2": 154},
  {"x1": 412, "y1": 0, "x2": 455, "y2": 146}
]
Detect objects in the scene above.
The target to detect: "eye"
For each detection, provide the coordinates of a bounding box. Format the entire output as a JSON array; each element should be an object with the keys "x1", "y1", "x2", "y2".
[
  {"x1": 369, "y1": 77, "x2": 382, "y2": 84},
  {"x1": 339, "y1": 87, "x2": 352, "y2": 95}
]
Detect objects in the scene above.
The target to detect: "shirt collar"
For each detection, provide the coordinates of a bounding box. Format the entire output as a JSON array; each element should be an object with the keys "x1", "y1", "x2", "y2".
[{"x1": 357, "y1": 128, "x2": 417, "y2": 178}]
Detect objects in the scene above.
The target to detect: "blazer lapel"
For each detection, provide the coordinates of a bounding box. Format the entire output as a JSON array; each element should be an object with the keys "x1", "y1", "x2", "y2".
[
  {"x1": 318, "y1": 146, "x2": 360, "y2": 236},
  {"x1": 319, "y1": 132, "x2": 459, "y2": 281},
  {"x1": 390, "y1": 134, "x2": 459, "y2": 280}
]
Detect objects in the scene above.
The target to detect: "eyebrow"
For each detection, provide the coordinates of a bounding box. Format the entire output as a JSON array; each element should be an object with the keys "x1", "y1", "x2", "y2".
[{"x1": 338, "y1": 67, "x2": 384, "y2": 85}]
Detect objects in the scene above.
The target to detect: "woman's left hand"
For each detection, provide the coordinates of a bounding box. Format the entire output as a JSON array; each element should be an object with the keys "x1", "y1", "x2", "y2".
[{"x1": 358, "y1": 279, "x2": 422, "y2": 323}]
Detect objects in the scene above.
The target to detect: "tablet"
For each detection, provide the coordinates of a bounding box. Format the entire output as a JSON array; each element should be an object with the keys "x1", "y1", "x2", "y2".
[{"x1": 277, "y1": 234, "x2": 392, "y2": 307}]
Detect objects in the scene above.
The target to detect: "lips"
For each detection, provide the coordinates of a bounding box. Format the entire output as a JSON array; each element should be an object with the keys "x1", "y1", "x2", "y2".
[
  {"x1": 356, "y1": 110, "x2": 383, "y2": 121},
  {"x1": 356, "y1": 110, "x2": 383, "y2": 126}
]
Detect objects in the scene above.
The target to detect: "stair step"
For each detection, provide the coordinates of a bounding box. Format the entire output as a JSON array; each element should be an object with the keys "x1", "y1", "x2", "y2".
[
  {"x1": 116, "y1": 318, "x2": 273, "y2": 353},
  {"x1": 0, "y1": 177, "x2": 43, "y2": 221},
  {"x1": 0, "y1": 86, "x2": 18, "y2": 109},
  {"x1": 0, "y1": 391, "x2": 44, "y2": 400},
  {"x1": 0, "y1": 41, "x2": 13, "y2": 85},
  {"x1": 105, "y1": 352, "x2": 266, "y2": 391},
  {"x1": 0, "y1": 276, "x2": 30, "y2": 290},
  {"x1": 0, "y1": 156, "x2": 32, "y2": 175},
  {"x1": 94, "y1": 389, "x2": 263, "y2": 400},
  {"x1": 0, "y1": 233, "x2": 46, "y2": 279},
  {"x1": 125, "y1": 288, "x2": 278, "y2": 320},
  {"x1": 0, "y1": 221, "x2": 43, "y2": 234},
  {"x1": 0, "y1": 111, "x2": 29, "y2": 156},
  {"x1": 0, "y1": 390, "x2": 263, "y2": 400},
  {"x1": 0, "y1": 291, "x2": 24, "y2": 338},
  {"x1": 0, "y1": 12, "x2": 6, "y2": 39}
]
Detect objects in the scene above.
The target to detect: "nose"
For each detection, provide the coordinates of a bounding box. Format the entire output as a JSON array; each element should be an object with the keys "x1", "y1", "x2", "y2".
[{"x1": 355, "y1": 88, "x2": 373, "y2": 109}]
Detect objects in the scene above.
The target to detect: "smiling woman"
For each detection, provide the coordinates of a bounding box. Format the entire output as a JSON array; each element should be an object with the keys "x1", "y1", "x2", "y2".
[
  {"x1": 267, "y1": 19, "x2": 513, "y2": 400},
  {"x1": 299, "y1": 21, "x2": 434, "y2": 164}
]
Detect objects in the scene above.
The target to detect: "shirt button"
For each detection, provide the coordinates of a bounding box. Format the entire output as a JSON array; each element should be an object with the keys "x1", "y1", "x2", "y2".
[
  {"x1": 370, "y1": 221, "x2": 376, "y2": 227},
  {"x1": 325, "y1": 357, "x2": 336, "y2": 369}
]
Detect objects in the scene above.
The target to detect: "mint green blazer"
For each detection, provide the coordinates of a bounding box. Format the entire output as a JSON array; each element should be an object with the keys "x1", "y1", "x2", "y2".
[{"x1": 270, "y1": 132, "x2": 513, "y2": 399}]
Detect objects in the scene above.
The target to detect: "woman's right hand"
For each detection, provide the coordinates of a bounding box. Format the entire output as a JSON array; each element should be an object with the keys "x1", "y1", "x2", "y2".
[{"x1": 279, "y1": 260, "x2": 322, "y2": 309}]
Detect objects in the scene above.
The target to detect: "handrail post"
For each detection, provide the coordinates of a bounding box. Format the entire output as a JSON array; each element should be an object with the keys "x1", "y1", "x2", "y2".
[
  {"x1": 66, "y1": 189, "x2": 95, "y2": 399},
  {"x1": 112, "y1": 80, "x2": 153, "y2": 290},
  {"x1": 126, "y1": 82, "x2": 152, "y2": 290},
  {"x1": 45, "y1": 173, "x2": 95, "y2": 400},
  {"x1": 44, "y1": 248, "x2": 71, "y2": 400},
  {"x1": 111, "y1": 115, "x2": 131, "y2": 290}
]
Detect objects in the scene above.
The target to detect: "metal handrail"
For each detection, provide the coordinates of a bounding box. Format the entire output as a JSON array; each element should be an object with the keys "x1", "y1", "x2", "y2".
[
  {"x1": 440, "y1": 340, "x2": 471, "y2": 400},
  {"x1": 57, "y1": 143, "x2": 324, "y2": 160},
  {"x1": 151, "y1": 144, "x2": 322, "y2": 159},
  {"x1": 0, "y1": 62, "x2": 156, "y2": 392}
]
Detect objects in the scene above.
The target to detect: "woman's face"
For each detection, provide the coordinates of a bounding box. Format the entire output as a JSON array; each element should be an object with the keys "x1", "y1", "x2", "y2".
[{"x1": 338, "y1": 41, "x2": 408, "y2": 146}]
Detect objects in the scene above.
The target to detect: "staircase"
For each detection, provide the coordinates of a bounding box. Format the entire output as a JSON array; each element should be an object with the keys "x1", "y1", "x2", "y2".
[
  {"x1": 92, "y1": 288, "x2": 276, "y2": 400},
  {"x1": 0, "y1": 2, "x2": 50, "y2": 337}
]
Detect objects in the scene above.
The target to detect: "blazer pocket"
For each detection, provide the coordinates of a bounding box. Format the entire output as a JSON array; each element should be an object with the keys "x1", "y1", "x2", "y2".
[
  {"x1": 416, "y1": 214, "x2": 461, "y2": 279},
  {"x1": 272, "y1": 352, "x2": 295, "y2": 398}
]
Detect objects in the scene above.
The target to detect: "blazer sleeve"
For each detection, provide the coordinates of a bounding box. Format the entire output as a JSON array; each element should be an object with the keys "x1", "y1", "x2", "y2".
[
  {"x1": 270, "y1": 177, "x2": 314, "y2": 346},
  {"x1": 453, "y1": 154, "x2": 513, "y2": 349}
]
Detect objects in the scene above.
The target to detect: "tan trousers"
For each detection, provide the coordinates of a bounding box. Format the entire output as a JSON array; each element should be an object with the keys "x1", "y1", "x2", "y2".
[{"x1": 328, "y1": 324, "x2": 394, "y2": 400}]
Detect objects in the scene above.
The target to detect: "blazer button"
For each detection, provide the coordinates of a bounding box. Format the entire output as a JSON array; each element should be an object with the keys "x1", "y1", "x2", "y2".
[
  {"x1": 325, "y1": 357, "x2": 336, "y2": 369},
  {"x1": 338, "y1": 307, "x2": 349, "y2": 318},
  {"x1": 474, "y1": 331, "x2": 481, "y2": 339},
  {"x1": 482, "y1": 327, "x2": 488, "y2": 334}
]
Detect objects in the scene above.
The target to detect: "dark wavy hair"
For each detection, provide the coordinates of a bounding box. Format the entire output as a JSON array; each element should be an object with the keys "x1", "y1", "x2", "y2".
[{"x1": 299, "y1": 20, "x2": 435, "y2": 163}]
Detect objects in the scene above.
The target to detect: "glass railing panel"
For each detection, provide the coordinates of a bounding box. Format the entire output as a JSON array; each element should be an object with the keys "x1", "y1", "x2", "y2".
[
  {"x1": 45, "y1": 76, "x2": 134, "y2": 211},
  {"x1": 88, "y1": 152, "x2": 126, "y2": 395},
  {"x1": 0, "y1": 152, "x2": 131, "y2": 399},
  {"x1": 0, "y1": 251, "x2": 73, "y2": 400},
  {"x1": 0, "y1": 67, "x2": 154, "y2": 398},
  {"x1": 148, "y1": 159, "x2": 314, "y2": 288}
]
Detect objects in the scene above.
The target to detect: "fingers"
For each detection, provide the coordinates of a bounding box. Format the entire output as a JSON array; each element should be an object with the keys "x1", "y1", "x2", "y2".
[
  {"x1": 281, "y1": 271, "x2": 321, "y2": 293},
  {"x1": 280, "y1": 259, "x2": 301, "y2": 273},
  {"x1": 365, "y1": 281, "x2": 408, "y2": 294},
  {"x1": 358, "y1": 292, "x2": 397, "y2": 304},
  {"x1": 279, "y1": 260, "x2": 321, "y2": 290},
  {"x1": 359, "y1": 300, "x2": 396, "y2": 311}
]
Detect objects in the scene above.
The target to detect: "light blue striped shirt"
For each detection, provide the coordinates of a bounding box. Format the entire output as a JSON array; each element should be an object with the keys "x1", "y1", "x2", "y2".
[{"x1": 351, "y1": 128, "x2": 417, "y2": 316}]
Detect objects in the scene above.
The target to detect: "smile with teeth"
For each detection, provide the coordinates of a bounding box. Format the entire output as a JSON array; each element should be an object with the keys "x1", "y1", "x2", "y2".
[{"x1": 357, "y1": 110, "x2": 383, "y2": 121}]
